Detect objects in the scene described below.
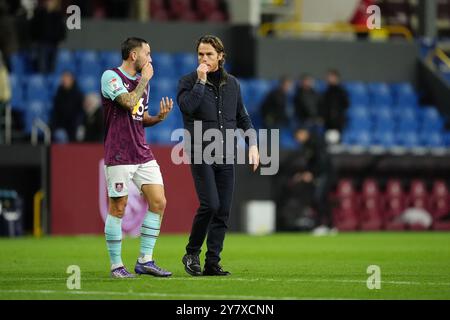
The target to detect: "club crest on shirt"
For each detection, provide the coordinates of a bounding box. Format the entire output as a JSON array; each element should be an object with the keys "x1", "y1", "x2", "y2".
[{"x1": 115, "y1": 183, "x2": 124, "y2": 192}]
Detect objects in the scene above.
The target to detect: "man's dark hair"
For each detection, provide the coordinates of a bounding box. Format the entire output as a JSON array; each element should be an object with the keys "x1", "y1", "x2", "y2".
[
  {"x1": 327, "y1": 69, "x2": 341, "y2": 79},
  {"x1": 121, "y1": 37, "x2": 148, "y2": 60},
  {"x1": 196, "y1": 35, "x2": 226, "y2": 69}
]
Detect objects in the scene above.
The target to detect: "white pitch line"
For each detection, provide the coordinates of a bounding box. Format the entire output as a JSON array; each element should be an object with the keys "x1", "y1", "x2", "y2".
[
  {"x1": 1, "y1": 277, "x2": 449, "y2": 287},
  {"x1": 0, "y1": 289, "x2": 319, "y2": 300}
]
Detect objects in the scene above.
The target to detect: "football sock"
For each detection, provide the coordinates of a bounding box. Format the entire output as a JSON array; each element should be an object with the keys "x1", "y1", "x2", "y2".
[
  {"x1": 104, "y1": 214, "x2": 123, "y2": 269},
  {"x1": 138, "y1": 211, "x2": 161, "y2": 263}
]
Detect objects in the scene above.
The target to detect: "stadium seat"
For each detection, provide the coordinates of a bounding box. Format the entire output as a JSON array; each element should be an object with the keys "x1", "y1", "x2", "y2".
[
  {"x1": 407, "y1": 179, "x2": 431, "y2": 230},
  {"x1": 248, "y1": 79, "x2": 273, "y2": 109},
  {"x1": 78, "y1": 74, "x2": 101, "y2": 94},
  {"x1": 10, "y1": 52, "x2": 28, "y2": 75},
  {"x1": 76, "y1": 50, "x2": 102, "y2": 77},
  {"x1": 429, "y1": 180, "x2": 450, "y2": 230},
  {"x1": 383, "y1": 179, "x2": 407, "y2": 230},
  {"x1": 391, "y1": 82, "x2": 418, "y2": 106},
  {"x1": 344, "y1": 81, "x2": 369, "y2": 106},
  {"x1": 368, "y1": 82, "x2": 393, "y2": 106},
  {"x1": 279, "y1": 128, "x2": 298, "y2": 150},
  {"x1": 420, "y1": 131, "x2": 445, "y2": 148},
  {"x1": 55, "y1": 49, "x2": 76, "y2": 75},
  {"x1": 9, "y1": 74, "x2": 24, "y2": 110},
  {"x1": 174, "y1": 52, "x2": 197, "y2": 76},
  {"x1": 25, "y1": 75, "x2": 50, "y2": 102},
  {"x1": 372, "y1": 130, "x2": 396, "y2": 148},
  {"x1": 100, "y1": 51, "x2": 122, "y2": 70},
  {"x1": 396, "y1": 130, "x2": 420, "y2": 148},
  {"x1": 169, "y1": 0, "x2": 198, "y2": 20},
  {"x1": 23, "y1": 100, "x2": 51, "y2": 133},
  {"x1": 152, "y1": 52, "x2": 177, "y2": 78},
  {"x1": 47, "y1": 74, "x2": 61, "y2": 98},
  {"x1": 332, "y1": 179, "x2": 359, "y2": 230},
  {"x1": 420, "y1": 106, "x2": 445, "y2": 132},
  {"x1": 360, "y1": 179, "x2": 384, "y2": 230}
]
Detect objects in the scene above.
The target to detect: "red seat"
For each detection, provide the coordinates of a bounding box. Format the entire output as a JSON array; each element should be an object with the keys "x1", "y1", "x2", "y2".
[
  {"x1": 150, "y1": 0, "x2": 170, "y2": 20},
  {"x1": 430, "y1": 180, "x2": 450, "y2": 230},
  {"x1": 195, "y1": 0, "x2": 219, "y2": 18},
  {"x1": 360, "y1": 179, "x2": 383, "y2": 230},
  {"x1": 169, "y1": 0, "x2": 198, "y2": 20},
  {"x1": 332, "y1": 179, "x2": 359, "y2": 231},
  {"x1": 383, "y1": 179, "x2": 407, "y2": 230},
  {"x1": 406, "y1": 179, "x2": 430, "y2": 230}
]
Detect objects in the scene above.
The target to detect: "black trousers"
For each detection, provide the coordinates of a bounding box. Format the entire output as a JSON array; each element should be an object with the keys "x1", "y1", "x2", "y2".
[{"x1": 186, "y1": 163, "x2": 235, "y2": 265}]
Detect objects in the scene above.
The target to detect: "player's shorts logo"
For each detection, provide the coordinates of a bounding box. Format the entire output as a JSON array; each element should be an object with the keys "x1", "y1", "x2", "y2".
[{"x1": 115, "y1": 183, "x2": 124, "y2": 192}]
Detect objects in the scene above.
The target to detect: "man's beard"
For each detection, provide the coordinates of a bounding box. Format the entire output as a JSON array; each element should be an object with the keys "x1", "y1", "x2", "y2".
[{"x1": 135, "y1": 60, "x2": 143, "y2": 73}]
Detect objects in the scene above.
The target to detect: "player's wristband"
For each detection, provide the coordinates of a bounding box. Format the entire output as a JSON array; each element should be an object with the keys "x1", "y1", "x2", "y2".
[{"x1": 197, "y1": 79, "x2": 206, "y2": 85}]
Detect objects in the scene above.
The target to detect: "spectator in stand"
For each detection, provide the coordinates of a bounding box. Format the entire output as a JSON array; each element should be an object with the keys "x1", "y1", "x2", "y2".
[
  {"x1": 77, "y1": 92, "x2": 104, "y2": 143},
  {"x1": 279, "y1": 125, "x2": 336, "y2": 235},
  {"x1": 51, "y1": 71, "x2": 84, "y2": 143},
  {"x1": 319, "y1": 69, "x2": 349, "y2": 133},
  {"x1": 30, "y1": 0, "x2": 66, "y2": 74},
  {"x1": 0, "y1": 0, "x2": 19, "y2": 72},
  {"x1": 260, "y1": 76, "x2": 292, "y2": 129},
  {"x1": 349, "y1": 0, "x2": 376, "y2": 40},
  {"x1": 293, "y1": 74, "x2": 321, "y2": 127}
]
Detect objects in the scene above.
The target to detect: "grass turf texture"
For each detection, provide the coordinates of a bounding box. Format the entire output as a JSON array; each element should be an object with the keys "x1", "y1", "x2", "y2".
[{"x1": 0, "y1": 233, "x2": 449, "y2": 300}]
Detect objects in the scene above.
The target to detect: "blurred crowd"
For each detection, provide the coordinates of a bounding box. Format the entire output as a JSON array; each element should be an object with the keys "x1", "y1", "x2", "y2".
[{"x1": 258, "y1": 70, "x2": 349, "y2": 235}]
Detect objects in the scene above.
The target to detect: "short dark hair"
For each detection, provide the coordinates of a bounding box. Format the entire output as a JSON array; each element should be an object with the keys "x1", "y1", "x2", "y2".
[
  {"x1": 121, "y1": 37, "x2": 148, "y2": 60},
  {"x1": 196, "y1": 35, "x2": 226, "y2": 69},
  {"x1": 327, "y1": 69, "x2": 340, "y2": 78}
]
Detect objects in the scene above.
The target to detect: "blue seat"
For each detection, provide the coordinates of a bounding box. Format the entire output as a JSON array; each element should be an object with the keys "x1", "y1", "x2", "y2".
[
  {"x1": 100, "y1": 51, "x2": 122, "y2": 70},
  {"x1": 78, "y1": 74, "x2": 100, "y2": 94},
  {"x1": 314, "y1": 80, "x2": 326, "y2": 93},
  {"x1": 342, "y1": 129, "x2": 372, "y2": 147},
  {"x1": 152, "y1": 53, "x2": 176, "y2": 78},
  {"x1": 9, "y1": 74, "x2": 24, "y2": 110},
  {"x1": 280, "y1": 128, "x2": 298, "y2": 150},
  {"x1": 23, "y1": 100, "x2": 51, "y2": 133},
  {"x1": 174, "y1": 52, "x2": 197, "y2": 76},
  {"x1": 368, "y1": 82, "x2": 393, "y2": 106},
  {"x1": 420, "y1": 131, "x2": 445, "y2": 147},
  {"x1": 248, "y1": 79, "x2": 272, "y2": 107},
  {"x1": 26, "y1": 75, "x2": 50, "y2": 102},
  {"x1": 347, "y1": 104, "x2": 370, "y2": 120},
  {"x1": 151, "y1": 77, "x2": 177, "y2": 94},
  {"x1": 393, "y1": 83, "x2": 418, "y2": 106},
  {"x1": 46, "y1": 74, "x2": 61, "y2": 98},
  {"x1": 373, "y1": 118, "x2": 396, "y2": 131},
  {"x1": 344, "y1": 82, "x2": 369, "y2": 105},
  {"x1": 372, "y1": 130, "x2": 396, "y2": 148},
  {"x1": 420, "y1": 107, "x2": 444, "y2": 131},
  {"x1": 10, "y1": 53, "x2": 28, "y2": 75},
  {"x1": 396, "y1": 131, "x2": 420, "y2": 148},
  {"x1": 76, "y1": 50, "x2": 102, "y2": 77},
  {"x1": 55, "y1": 49, "x2": 76, "y2": 74}
]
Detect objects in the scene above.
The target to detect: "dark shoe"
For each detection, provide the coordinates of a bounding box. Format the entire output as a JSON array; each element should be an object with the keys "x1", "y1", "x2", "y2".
[
  {"x1": 203, "y1": 263, "x2": 231, "y2": 276},
  {"x1": 182, "y1": 254, "x2": 202, "y2": 276},
  {"x1": 134, "y1": 260, "x2": 172, "y2": 277}
]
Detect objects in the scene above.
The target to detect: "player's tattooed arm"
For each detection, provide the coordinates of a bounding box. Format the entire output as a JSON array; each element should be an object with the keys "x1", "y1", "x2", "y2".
[
  {"x1": 115, "y1": 78, "x2": 148, "y2": 111},
  {"x1": 115, "y1": 62, "x2": 153, "y2": 111}
]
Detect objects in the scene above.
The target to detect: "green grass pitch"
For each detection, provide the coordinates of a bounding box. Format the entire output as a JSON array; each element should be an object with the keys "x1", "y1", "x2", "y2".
[{"x1": 0, "y1": 233, "x2": 449, "y2": 300}]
